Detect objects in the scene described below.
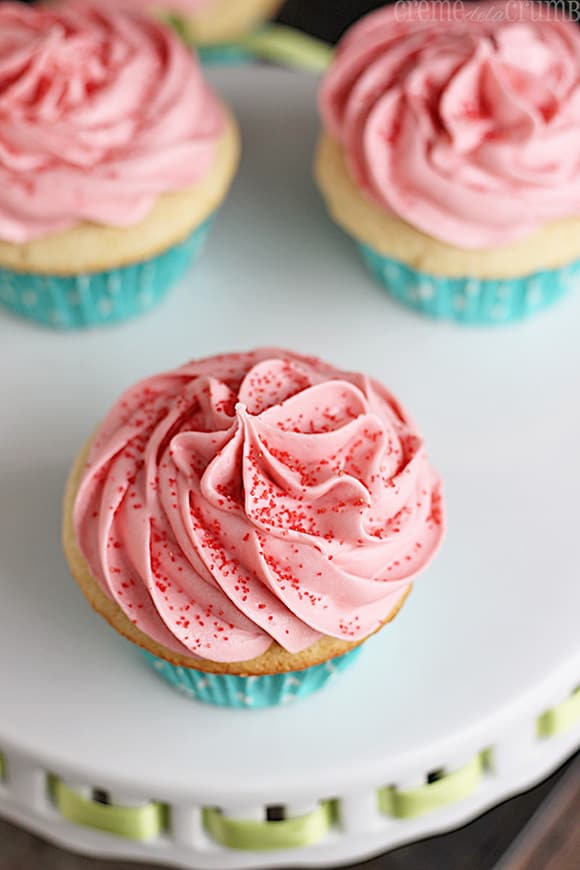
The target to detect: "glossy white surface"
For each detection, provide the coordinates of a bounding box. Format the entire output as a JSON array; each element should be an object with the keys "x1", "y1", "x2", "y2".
[{"x1": 0, "y1": 67, "x2": 579, "y2": 810}]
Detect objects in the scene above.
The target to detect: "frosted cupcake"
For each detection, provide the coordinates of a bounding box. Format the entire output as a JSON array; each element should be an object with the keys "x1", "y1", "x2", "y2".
[
  {"x1": 64, "y1": 349, "x2": 444, "y2": 709},
  {"x1": 316, "y1": 1, "x2": 580, "y2": 325},
  {"x1": 0, "y1": 3, "x2": 240, "y2": 329},
  {"x1": 66, "y1": 0, "x2": 284, "y2": 48}
]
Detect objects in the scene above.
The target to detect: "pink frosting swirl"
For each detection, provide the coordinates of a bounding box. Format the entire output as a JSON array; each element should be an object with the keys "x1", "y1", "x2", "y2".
[
  {"x1": 73, "y1": 349, "x2": 444, "y2": 663},
  {"x1": 321, "y1": 1, "x2": 580, "y2": 249},
  {"x1": 0, "y1": 3, "x2": 225, "y2": 243}
]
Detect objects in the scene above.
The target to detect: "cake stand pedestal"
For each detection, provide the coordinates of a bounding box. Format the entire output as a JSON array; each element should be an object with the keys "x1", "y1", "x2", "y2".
[{"x1": 0, "y1": 67, "x2": 579, "y2": 870}]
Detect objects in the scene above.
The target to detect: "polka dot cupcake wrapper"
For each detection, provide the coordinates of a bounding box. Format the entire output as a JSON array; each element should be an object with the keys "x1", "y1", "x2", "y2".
[
  {"x1": 358, "y1": 243, "x2": 580, "y2": 326},
  {"x1": 0, "y1": 214, "x2": 215, "y2": 331},
  {"x1": 140, "y1": 646, "x2": 362, "y2": 709},
  {"x1": 198, "y1": 44, "x2": 254, "y2": 65}
]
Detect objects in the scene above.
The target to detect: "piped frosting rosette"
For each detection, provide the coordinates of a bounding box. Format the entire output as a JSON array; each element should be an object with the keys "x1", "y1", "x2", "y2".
[
  {"x1": 316, "y1": 1, "x2": 580, "y2": 324},
  {"x1": 0, "y1": 2, "x2": 226, "y2": 244},
  {"x1": 320, "y1": 0, "x2": 580, "y2": 249},
  {"x1": 72, "y1": 349, "x2": 444, "y2": 665},
  {"x1": 0, "y1": 2, "x2": 239, "y2": 328}
]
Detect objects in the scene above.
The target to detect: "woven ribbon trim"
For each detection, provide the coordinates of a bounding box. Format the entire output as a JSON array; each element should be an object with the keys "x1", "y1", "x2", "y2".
[
  {"x1": 49, "y1": 778, "x2": 166, "y2": 841},
  {"x1": 3, "y1": 692, "x2": 578, "y2": 851},
  {"x1": 203, "y1": 801, "x2": 336, "y2": 850},
  {"x1": 538, "y1": 686, "x2": 580, "y2": 738},
  {"x1": 378, "y1": 754, "x2": 484, "y2": 819}
]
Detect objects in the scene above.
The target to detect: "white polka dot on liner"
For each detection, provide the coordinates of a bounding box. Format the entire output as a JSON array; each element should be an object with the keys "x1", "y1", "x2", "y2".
[
  {"x1": 98, "y1": 297, "x2": 113, "y2": 315},
  {"x1": 526, "y1": 282, "x2": 543, "y2": 307},
  {"x1": 562, "y1": 270, "x2": 579, "y2": 293},
  {"x1": 491, "y1": 304, "x2": 508, "y2": 321},
  {"x1": 107, "y1": 274, "x2": 122, "y2": 294},
  {"x1": 417, "y1": 283, "x2": 434, "y2": 300},
  {"x1": 140, "y1": 266, "x2": 155, "y2": 291},
  {"x1": 0, "y1": 282, "x2": 14, "y2": 302},
  {"x1": 286, "y1": 677, "x2": 301, "y2": 688},
  {"x1": 21, "y1": 289, "x2": 38, "y2": 307},
  {"x1": 496, "y1": 283, "x2": 512, "y2": 301},
  {"x1": 139, "y1": 290, "x2": 154, "y2": 308},
  {"x1": 382, "y1": 264, "x2": 400, "y2": 283}
]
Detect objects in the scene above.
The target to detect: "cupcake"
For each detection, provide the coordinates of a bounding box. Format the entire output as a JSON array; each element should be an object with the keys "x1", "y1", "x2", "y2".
[
  {"x1": 0, "y1": 3, "x2": 240, "y2": 329},
  {"x1": 63, "y1": 349, "x2": 444, "y2": 709},
  {"x1": 64, "y1": 0, "x2": 284, "y2": 48},
  {"x1": 316, "y1": 1, "x2": 580, "y2": 325}
]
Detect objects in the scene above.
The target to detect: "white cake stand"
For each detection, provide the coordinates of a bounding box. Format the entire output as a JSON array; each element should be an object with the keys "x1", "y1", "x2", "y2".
[{"x1": 0, "y1": 67, "x2": 579, "y2": 870}]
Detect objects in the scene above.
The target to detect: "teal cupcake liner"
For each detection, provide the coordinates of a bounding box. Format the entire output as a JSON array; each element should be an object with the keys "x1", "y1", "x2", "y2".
[
  {"x1": 358, "y1": 243, "x2": 579, "y2": 325},
  {"x1": 0, "y1": 214, "x2": 215, "y2": 330},
  {"x1": 140, "y1": 646, "x2": 362, "y2": 709},
  {"x1": 198, "y1": 44, "x2": 253, "y2": 65}
]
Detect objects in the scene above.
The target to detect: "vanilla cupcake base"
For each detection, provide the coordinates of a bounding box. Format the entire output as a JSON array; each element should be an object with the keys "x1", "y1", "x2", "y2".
[
  {"x1": 166, "y1": 0, "x2": 283, "y2": 46},
  {"x1": 316, "y1": 135, "x2": 580, "y2": 325},
  {"x1": 63, "y1": 438, "x2": 410, "y2": 706},
  {"x1": 0, "y1": 112, "x2": 240, "y2": 329}
]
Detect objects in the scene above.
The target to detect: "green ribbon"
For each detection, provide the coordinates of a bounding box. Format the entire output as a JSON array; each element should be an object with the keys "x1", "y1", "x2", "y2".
[
  {"x1": 165, "y1": 18, "x2": 333, "y2": 72},
  {"x1": 241, "y1": 25, "x2": 334, "y2": 72},
  {"x1": 49, "y1": 777, "x2": 167, "y2": 841},
  {"x1": 378, "y1": 753, "x2": 484, "y2": 819},
  {"x1": 0, "y1": 753, "x2": 4, "y2": 780},
  {"x1": 203, "y1": 801, "x2": 336, "y2": 851},
  {"x1": 538, "y1": 686, "x2": 580, "y2": 738}
]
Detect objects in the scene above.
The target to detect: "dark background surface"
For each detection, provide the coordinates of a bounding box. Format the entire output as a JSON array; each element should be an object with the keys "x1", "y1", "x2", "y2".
[
  {"x1": 2, "y1": 2, "x2": 579, "y2": 869},
  {"x1": 14, "y1": 1, "x2": 580, "y2": 41},
  {"x1": 278, "y1": 0, "x2": 394, "y2": 42},
  {"x1": 277, "y1": 0, "x2": 580, "y2": 41}
]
